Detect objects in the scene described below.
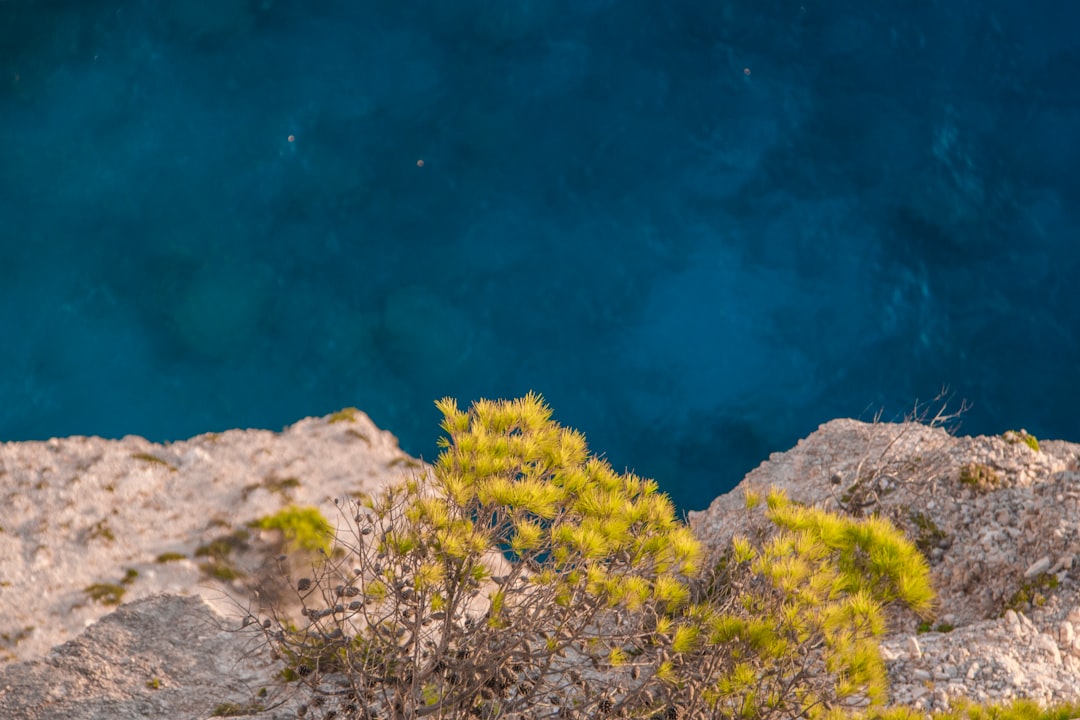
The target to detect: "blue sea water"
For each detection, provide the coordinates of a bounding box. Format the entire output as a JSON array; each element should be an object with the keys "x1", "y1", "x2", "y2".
[{"x1": 1, "y1": 1, "x2": 1078, "y2": 512}]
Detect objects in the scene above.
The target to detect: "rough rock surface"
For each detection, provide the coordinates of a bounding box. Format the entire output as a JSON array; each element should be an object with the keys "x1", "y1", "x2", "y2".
[
  {"x1": 0, "y1": 594, "x2": 297, "y2": 720},
  {"x1": 689, "y1": 418, "x2": 1080, "y2": 711},
  {"x1": 0, "y1": 408, "x2": 415, "y2": 663},
  {"x1": 2, "y1": 412, "x2": 1080, "y2": 716}
]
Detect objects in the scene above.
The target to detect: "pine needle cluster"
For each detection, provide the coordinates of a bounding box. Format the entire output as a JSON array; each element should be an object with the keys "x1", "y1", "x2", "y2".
[{"x1": 673, "y1": 488, "x2": 935, "y2": 719}]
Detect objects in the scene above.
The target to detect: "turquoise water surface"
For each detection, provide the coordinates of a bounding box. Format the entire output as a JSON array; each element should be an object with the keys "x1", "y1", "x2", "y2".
[{"x1": 1, "y1": 1, "x2": 1078, "y2": 511}]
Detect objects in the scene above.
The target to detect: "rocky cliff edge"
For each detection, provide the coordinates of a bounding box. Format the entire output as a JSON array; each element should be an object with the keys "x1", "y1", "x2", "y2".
[{"x1": 1, "y1": 413, "x2": 1079, "y2": 717}]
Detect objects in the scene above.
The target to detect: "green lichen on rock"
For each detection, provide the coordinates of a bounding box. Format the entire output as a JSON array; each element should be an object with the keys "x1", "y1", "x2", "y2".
[
  {"x1": 87, "y1": 518, "x2": 115, "y2": 543},
  {"x1": 0, "y1": 625, "x2": 34, "y2": 663},
  {"x1": 202, "y1": 561, "x2": 244, "y2": 582},
  {"x1": 84, "y1": 583, "x2": 126, "y2": 605},
  {"x1": 195, "y1": 529, "x2": 250, "y2": 560},
  {"x1": 130, "y1": 452, "x2": 178, "y2": 471},
  {"x1": 0, "y1": 626, "x2": 34, "y2": 649},
  {"x1": 194, "y1": 529, "x2": 250, "y2": 581},
  {"x1": 241, "y1": 475, "x2": 302, "y2": 501},
  {"x1": 84, "y1": 567, "x2": 139, "y2": 606},
  {"x1": 263, "y1": 475, "x2": 301, "y2": 495}
]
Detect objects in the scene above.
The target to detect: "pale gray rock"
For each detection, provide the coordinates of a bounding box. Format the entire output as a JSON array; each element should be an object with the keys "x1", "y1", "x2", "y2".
[
  {"x1": 1027, "y1": 556, "x2": 1054, "y2": 579},
  {"x1": 0, "y1": 408, "x2": 419, "y2": 662},
  {"x1": 0, "y1": 594, "x2": 296, "y2": 720}
]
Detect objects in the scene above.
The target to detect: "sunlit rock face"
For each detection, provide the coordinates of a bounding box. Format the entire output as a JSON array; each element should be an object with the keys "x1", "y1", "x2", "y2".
[
  {"x1": 0, "y1": 408, "x2": 416, "y2": 664},
  {"x1": 0, "y1": 594, "x2": 298, "y2": 720}
]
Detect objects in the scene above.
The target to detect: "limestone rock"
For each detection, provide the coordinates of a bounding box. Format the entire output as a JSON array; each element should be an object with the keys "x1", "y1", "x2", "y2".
[
  {"x1": 0, "y1": 408, "x2": 417, "y2": 663},
  {"x1": 0, "y1": 594, "x2": 296, "y2": 720}
]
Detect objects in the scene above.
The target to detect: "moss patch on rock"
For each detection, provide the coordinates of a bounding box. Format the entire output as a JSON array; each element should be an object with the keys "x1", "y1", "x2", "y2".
[
  {"x1": 1005, "y1": 572, "x2": 1059, "y2": 613},
  {"x1": 194, "y1": 529, "x2": 251, "y2": 582},
  {"x1": 958, "y1": 462, "x2": 1001, "y2": 492}
]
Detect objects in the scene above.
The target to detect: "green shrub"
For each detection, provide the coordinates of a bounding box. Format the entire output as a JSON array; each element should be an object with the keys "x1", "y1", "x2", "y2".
[
  {"x1": 250, "y1": 506, "x2": 333, "y2": 555},
  {"x1": 328, "y1": 407, "x2": 361, "y2": 424},
  {"x1": 958, "y1": 462, "x2": 1001, "y2": 491},
  {"x1": 252, "y1": 394, "x2": 936, "y2": 720},
  {"x1": 852, "y1": 698, "x2": 1080, "y2": 720},
  {"x1": 1005, "y1": 572, "x2": 1059, "y2": 612},
  {"x1": 255, "y1": 394, "x2": 699, "y2": 717},
  {"x1": 676, "y1": 486, "x2": 935, "y2": 718},
  {"x1": 1003, "y1": 429, "x2": 1040, "y2": 452},
  {"x1": 910, "y1": 510, "x2": 948, "y2": 556}
]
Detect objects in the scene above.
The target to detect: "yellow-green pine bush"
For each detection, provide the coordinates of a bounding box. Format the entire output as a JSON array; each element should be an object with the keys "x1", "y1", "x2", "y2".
[
  {"x1": 847, "y1": 698, "x2": 1080, "y2": 720},
  {"x1": 666, "y1": 488, "x2": 935, "y2": 720},
  {"x1": 256, "y1": 393, "x2": 702, "y2": 719},
  {"x1": 251, "y1": 505, "x2": 333, "y2": 555},
  {"x1": 254, "y1": 395, "x2": 937, "y2": 720}
]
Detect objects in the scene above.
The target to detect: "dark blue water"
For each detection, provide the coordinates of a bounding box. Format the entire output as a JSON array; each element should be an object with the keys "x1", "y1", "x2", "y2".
[{"x1": 2, "y1": 1, "x2": 1078, "y2": 512}]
